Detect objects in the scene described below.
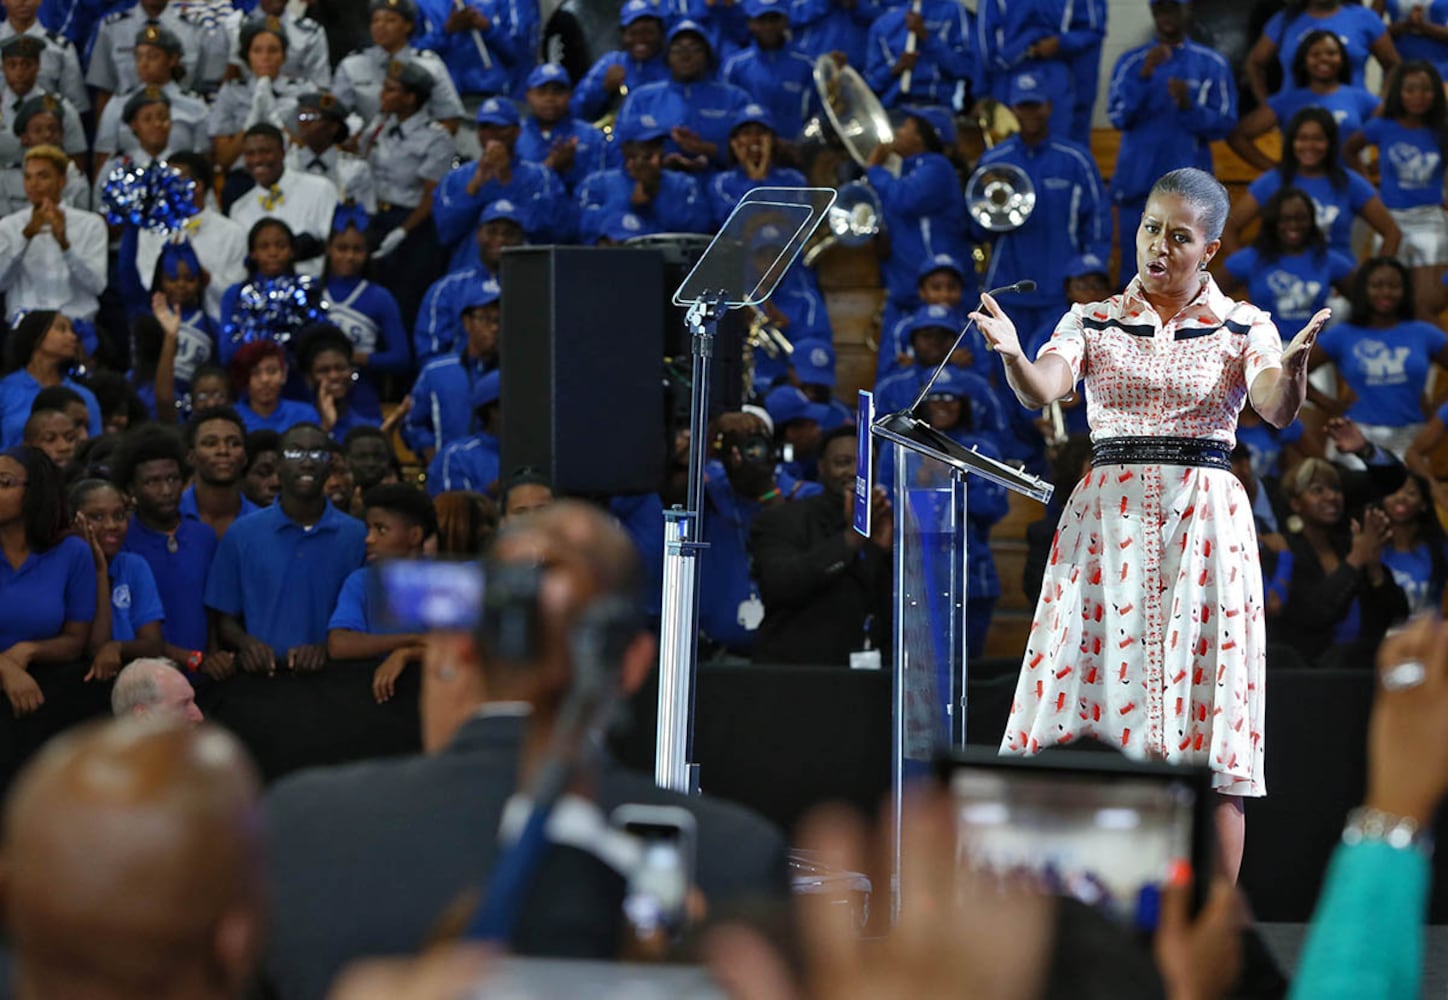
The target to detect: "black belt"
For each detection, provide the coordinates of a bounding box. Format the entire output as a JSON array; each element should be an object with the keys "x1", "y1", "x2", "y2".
[{"x1": 1091, "y1": 435, "x2": 1232, "y2": 471}]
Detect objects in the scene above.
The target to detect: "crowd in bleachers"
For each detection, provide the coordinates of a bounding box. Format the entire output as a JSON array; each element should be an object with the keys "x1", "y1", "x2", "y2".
[{"x1": 0, "y1": 0, "x2": 1444, "y2": 737}]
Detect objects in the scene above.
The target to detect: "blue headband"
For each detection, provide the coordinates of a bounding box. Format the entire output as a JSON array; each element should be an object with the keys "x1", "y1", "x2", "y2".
[
  {"x1": 159, "y1": 239, "x2": 201, "y2": 280},
  {"x1": 331, "y1": 202, "x2": 369, "y2": 235}
]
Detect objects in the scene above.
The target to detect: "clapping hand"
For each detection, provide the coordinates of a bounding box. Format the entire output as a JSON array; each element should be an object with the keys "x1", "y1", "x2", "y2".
[
  {"x1": 544, "y1": 136, "x2": 578, "y2": 173},
  {"x1": 1281, "y1": 307, "x2": 1331, "y2": 379},
  {"x1": 1348, "y1": 506, "x2": 1393, "y2": 568}
]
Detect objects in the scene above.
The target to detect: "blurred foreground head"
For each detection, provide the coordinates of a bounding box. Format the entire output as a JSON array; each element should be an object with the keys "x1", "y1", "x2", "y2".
[
  {"x1": 1, "y1": 721, "x2": 265, "y2": 1000},
  {"x1": 422, "y1": 499, "x2": 650, "y2": 752}
]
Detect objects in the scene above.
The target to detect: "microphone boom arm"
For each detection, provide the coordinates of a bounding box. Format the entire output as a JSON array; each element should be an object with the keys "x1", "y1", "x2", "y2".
[{"x1": 904, "y1": 279, "x2": 1035, "y2": 415}]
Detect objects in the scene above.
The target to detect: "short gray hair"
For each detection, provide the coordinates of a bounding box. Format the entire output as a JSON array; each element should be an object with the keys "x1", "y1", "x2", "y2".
[
  {"x1": 1149, "y1": 168, "x2": 1231, "y2": 243},
  {"x1": 111, "y1": 658, "x2": 179, "y2": 717}
]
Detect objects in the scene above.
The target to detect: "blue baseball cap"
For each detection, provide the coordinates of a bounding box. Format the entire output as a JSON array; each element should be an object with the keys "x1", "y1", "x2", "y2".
[
  {"x1": 916, "y1": 253, "x2": 967, "y2": 284},
  {"x1": 1064, "y1": 252, "x2": 1109, "y2": 280},
  {"x1": 732, "y1": 102, "x2": 775, "y2": 134},
  {"x1": 525, "y1": 63, "x2": 572, "y2": 90},
  {"x1": 616, "y1": 112, "x2": 668, "y2": 143},
  {"x1": 790, "y1": 339, "x2": 836, "y2": 388},
  {"x1": 461, "y1": 277, "x2": 501, "y2": 311},
  {"x1": 475, "y1": 96, "x2": 520, "y2": 127},
  {"x1": 601, "y1": 210, "x2": 649, "y2": 242},
  {"x1": 470, "y1": 369, "x2": 502, "y2": 409},
  {"x1": 480, "y1": 199, "x2": 524, "y2": 226},
  {"x1": 924, "y1": 366, "x2": 970, "y2": 400},
  {"x1": 904, "y1": 303, "x2": 962, "y2": 340},
  {"x1": 742, "y1": 0, "x2": 787, "y2": 17},
  {"x1": 1008, "y1": 71, "x2": 1049, "y2": 106},
  {"x1": 907, "y1": 105, "x2": 955, "y2": 147},
  {"x1": 764, "y1": 385, "x2": 830, "y2": 428},
  {"x1": 619, "y1": 0, "x2": 663, "y2": 26},
  {"x1": 667, "y1": 18, "x2": 713, "y2": 49}
]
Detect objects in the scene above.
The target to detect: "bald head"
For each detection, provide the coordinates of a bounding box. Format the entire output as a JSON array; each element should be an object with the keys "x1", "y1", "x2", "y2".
[
  {"x1": 3, "y1": 721, "x2": 264, "y2": 1000},
  {"x1": 112, "y1": 659, "x2": 204, "y2": 726}
]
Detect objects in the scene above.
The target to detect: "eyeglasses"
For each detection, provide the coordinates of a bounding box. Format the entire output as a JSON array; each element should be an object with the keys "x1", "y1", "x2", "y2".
[
  {"x1": 0, "y1": 476, "x2": 27, "y2": 489},
  {"x1": 281, "y1": 448, "x2": 334, "y2": 465},
  {"x1": 296, "y1": 111, "x2": 323, "y2": 123}
]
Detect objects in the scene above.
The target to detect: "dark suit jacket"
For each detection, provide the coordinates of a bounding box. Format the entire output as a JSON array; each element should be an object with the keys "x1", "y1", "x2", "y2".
[
  {"x1": 262, "y1": 711, "x2": 789, "y2": 999},
  {"x1": 749, "y1": 491, "x2": 892, "y2": 666}
]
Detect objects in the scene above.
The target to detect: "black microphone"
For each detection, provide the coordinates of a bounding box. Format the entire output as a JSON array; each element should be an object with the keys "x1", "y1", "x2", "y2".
[{"x1": 902, "y1": 279, "x2": 1036, "y2": 415}]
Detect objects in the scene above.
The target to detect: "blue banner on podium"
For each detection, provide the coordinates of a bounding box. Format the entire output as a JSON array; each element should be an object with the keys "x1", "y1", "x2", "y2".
[{"x1": 854, "y1": 390, "x2": 875, "y2": 537}]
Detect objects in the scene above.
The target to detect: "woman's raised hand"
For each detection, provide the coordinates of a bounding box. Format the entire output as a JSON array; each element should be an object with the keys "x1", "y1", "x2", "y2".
[
  {"x1": 969, "y1": 292, "x2": 1022, "y2": 362},
  {"x1": 1282, "y1": 307, "x2": 1332, "y2": 377}
]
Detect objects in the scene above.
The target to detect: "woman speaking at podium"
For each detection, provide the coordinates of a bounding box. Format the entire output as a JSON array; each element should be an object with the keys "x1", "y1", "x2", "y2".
[{"x1": 972, "y1": 167, "x2": 1330, "y2": 879}]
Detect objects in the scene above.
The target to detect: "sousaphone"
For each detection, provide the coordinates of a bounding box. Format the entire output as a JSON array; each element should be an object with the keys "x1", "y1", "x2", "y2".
[{"x1": 798, "y1": 55, "x2": 891, "y2": 264}]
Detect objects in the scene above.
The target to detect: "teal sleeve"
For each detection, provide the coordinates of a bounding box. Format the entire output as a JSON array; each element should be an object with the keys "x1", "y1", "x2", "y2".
[{"x1": 1288, "y1": 840, "x2": 1430, "y2": 1000}]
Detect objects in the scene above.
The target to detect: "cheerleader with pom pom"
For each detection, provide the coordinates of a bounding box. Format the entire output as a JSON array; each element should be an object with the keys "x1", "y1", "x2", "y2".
[
  {"x1": 218, "y1": 217, "x2": 326, "y2": 373},
  {"x1": 322, "y1": 205, "x2": 410, "y2": 389}
]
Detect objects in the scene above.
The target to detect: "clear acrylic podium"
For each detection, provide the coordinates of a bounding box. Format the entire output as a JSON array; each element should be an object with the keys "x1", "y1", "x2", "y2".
[{"x1": 868, "y1": 409, "x2": 1053, "y2": 918}]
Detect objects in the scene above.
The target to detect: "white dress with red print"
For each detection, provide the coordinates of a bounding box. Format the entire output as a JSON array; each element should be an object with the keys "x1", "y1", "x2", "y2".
[{"x1": 1000, "y1": 275, "x2": 1283, "y2": 797}]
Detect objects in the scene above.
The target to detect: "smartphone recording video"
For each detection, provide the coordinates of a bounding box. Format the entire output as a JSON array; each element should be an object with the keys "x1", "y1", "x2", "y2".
[
  {"x1": 374, "y1": 559, "x2": 484, "y2": 631},
  {"x1": 939, "y1": 749, "x2": 1212, "y2": 930}
]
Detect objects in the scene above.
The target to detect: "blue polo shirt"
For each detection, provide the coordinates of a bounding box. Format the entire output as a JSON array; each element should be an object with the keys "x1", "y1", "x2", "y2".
[
  {"x1": 204, "y1": 501, "x2": 367, "y2": 655},
  {"x1": 121, "y1": 516, "x2": 220, "y2": 652},
  {"x1": 327, "y1": 565, "x2": 411, "y2": 636},
  {"x1": 0, "y1": 535, "x2": 95, "y2": 650},
  {"x1": 179, "y1": 487, "x2": 260, "y2": 524},
  {"x1": 236, "y1": 399, "x2": 323, "y2": 434},
  {"x1": 0, "y1": 370, "x2": 103, "y2": 448},
  {"x1": 107, "y1": 552, "x2": 165, "y2": 642}
]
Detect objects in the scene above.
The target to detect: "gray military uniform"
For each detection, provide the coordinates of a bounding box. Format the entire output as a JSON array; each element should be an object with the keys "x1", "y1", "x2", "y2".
[
  {"x1": 85, "y1": 3, "x2": 226, "y2": 94},
  {"x1": 332, "y1": 45, "x2": 464, "y2": 128},
  {"x1": 0, "y1": 22, "x2": 88, "y2": 111},
  {"x1": 357, "y1": 111, "x2": 455, "y2": 210},
  {"x1": 94, "y1": 80, "x2": 210, "y2": 155},
  {"x1": 0, "y1": 88, "x2": 87, "y2": 159}
]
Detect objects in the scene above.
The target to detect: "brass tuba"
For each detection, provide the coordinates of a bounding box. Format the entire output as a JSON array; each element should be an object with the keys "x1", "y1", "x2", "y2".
[
  {"x1": 807, "y1": 55, "x2": 899, "y2": 173},
  {"x1": 798, "y1": 55, "x2": 892, "y2": 264}
]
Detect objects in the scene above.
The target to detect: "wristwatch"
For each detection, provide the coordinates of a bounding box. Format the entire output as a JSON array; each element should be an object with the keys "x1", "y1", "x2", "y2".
[
  {"x1": 185, "y1": 650, "x2": 205, "y2": 673},
  {"x1": 1342, "y1": 806, "x2": 1433, "y2": 854}
]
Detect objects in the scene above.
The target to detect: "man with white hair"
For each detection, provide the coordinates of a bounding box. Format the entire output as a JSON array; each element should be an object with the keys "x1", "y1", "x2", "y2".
[{"x1": 111, "y1": 658, "x2": 204, "y2": 726}]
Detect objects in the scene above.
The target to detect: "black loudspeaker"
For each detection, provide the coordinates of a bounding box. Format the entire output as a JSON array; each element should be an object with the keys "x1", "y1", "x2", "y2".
[{"x1": 499, "y1": 246, "x2": 667, "y2": 495}]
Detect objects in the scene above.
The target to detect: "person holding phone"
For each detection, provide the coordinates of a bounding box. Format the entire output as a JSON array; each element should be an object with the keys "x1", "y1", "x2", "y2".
[{"x1": 974, "y1": 167, "x2": 1331, "y2": 880}]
